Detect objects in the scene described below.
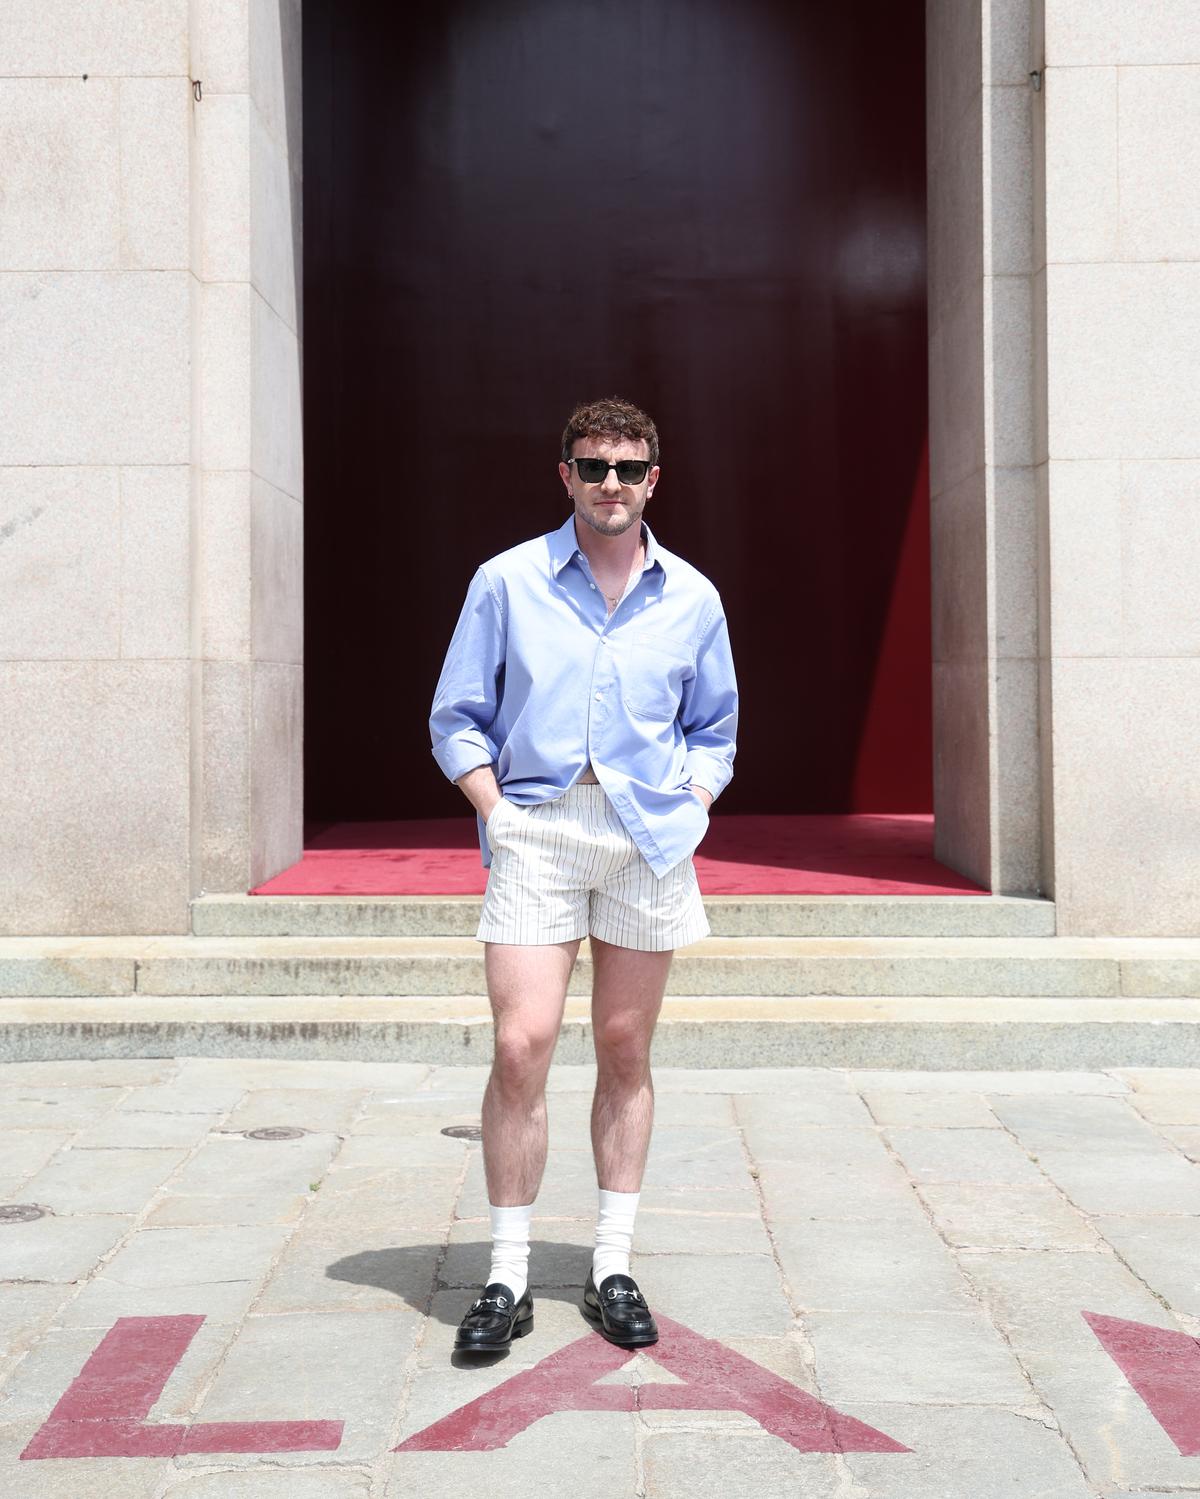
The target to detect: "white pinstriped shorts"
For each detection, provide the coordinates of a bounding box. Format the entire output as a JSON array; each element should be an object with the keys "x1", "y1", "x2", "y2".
[{"x1": 476, "y1": 781, "x2": 710, "y2": 951}]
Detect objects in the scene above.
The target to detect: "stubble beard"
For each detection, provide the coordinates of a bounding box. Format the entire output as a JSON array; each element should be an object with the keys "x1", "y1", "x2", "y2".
[{"x1": 575, "y1": 494, "x2": 644, "y2": 538}]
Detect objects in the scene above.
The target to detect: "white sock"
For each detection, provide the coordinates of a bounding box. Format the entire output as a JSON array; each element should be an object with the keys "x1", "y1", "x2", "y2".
[
  {"x1": 593, "y1": 1187, "x2": 640, "y2": 1285},
  {"x1": 487, "y1": 1202, "x2": 533, "y2": 1301}
]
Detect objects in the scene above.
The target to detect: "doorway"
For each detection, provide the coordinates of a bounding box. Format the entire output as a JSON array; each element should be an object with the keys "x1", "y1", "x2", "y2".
[{"x1": 302, "y1": 0, "x2": 929, "y2": 824}]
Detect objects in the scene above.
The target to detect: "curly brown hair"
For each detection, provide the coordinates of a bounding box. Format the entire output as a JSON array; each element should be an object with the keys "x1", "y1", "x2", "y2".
[{"x1": 560, "y1": 396, "x2": 660, "y2": 467}]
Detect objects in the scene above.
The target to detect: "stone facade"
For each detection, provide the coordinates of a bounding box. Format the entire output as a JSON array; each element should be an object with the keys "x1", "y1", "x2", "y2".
[
  {"x1": 0, "y1": 0, "x2": 302, "y2": 936},
  {"x1": 0, "y1": 2, "x2": 1197, "y2": 936}
]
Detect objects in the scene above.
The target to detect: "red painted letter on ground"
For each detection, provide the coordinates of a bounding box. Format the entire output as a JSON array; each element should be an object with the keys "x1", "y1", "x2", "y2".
[
  {"x1": 21, "y1": 1316, "x2": 344, "y2": 1460},
  {"x1": 1084, "y1": 1310, "x2": 1200, "y2": 1456},
  {"x1": 396, "y1": 1314, "x2": 908, "y2": 1454}
]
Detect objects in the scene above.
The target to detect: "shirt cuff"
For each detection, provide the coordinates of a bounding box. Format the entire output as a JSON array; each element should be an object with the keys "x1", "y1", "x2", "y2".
[
  {"x1": 432, "y1": 732, "x2": 498, "y2": 784},
  {"x1": 683, "y1": 752, "x2": 732, "y2": 801}
]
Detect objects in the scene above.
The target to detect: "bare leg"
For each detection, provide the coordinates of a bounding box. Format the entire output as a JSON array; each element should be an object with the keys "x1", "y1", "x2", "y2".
[
  {"x1": 481, "y1": 938, "x2": 580, "y2": 1205},
  {"x1": 589, "y1": 937, "x2": 673, "y2": 1191}
]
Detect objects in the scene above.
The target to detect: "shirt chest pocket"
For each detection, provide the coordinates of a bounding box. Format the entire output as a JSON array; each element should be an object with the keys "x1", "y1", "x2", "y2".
[{"x1": 620, "y1": 632, "x2": 694, "y2": 721}]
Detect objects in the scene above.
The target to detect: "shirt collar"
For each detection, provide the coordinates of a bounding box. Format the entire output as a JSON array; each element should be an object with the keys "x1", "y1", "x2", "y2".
[{"x1": 548, "y1": 512, "x2": 665, "y2": 577}]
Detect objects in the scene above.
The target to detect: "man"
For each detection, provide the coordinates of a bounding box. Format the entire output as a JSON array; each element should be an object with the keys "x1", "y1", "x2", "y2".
[{"x1": 429, "y1": 396, "x2": 737, "y2": 1353}]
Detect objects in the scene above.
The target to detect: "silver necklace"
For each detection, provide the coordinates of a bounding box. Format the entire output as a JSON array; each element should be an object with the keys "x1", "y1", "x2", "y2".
[{"x1": 601, "y1": 544, "x2": 644, "y2": 611}]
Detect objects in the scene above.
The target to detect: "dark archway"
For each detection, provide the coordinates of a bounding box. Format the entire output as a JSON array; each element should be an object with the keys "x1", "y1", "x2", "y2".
[{"x1": 302, "y1": 0, "x2": 929, "y2": 821}]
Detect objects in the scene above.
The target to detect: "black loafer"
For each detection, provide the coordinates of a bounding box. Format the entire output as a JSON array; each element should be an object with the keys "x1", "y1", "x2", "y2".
[
  {"x1": 454, "y1": 1281, "x2": 534, "y2": 1352},
  {"x1": 582, "y1": 1270, "x2": 658, "y2": 1346}
]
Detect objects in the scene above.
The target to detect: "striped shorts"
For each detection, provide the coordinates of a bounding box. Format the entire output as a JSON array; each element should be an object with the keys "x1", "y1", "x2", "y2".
[{"x1": 476, "y1": 780, "x2": 710, "y2": 951}]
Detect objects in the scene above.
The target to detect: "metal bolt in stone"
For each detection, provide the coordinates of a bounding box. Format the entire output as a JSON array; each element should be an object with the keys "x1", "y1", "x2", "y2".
[
  {"x1": 244, "y1": 1126, "x2": 307, "y2": 1141},
  {"x1": 441, "y1": 1124, "x2": 483, "y2": 1141}
]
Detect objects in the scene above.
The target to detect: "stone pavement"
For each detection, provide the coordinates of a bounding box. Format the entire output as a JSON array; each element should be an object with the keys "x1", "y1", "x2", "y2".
[{"x1": 0, "y1": 1059, "x2": 1198, "y2": 1497}]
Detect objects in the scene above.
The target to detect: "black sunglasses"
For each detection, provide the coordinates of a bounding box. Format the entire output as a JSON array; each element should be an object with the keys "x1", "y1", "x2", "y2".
[{"x1": 568, "y1": 457, "x2": 653, "y2": 485}]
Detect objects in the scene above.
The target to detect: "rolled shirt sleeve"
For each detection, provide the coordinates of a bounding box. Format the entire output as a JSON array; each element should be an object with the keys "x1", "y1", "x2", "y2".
[
  {"x1": 429, "y1": 567, "x2": 506, "y2": 783},
  {"x1": 679, "y1": 595, "x2": 738, "y2": 801}
]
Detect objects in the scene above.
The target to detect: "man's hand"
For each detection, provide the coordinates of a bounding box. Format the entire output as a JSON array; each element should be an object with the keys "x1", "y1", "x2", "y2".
[
  {"x1": 688, "y1": 784, "x2": 713, "y2": 812},
  {"x1": 455, "y1": 764, "x2": 503, "y2": 822}
]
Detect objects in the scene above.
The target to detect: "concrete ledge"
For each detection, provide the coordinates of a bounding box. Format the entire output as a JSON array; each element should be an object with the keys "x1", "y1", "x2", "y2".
[
  {"x1": 2, "y1": 935, "x2": 1199, "y2": 998},
  {"x1": 1, "y1": 994, "x2": 1198, "y2": 1068},
  {"x1": 190, "y1": 892, "x2": 1058, "y2": 939},
  {"x1": 0, "y1": 949, "x2": 135, "y2": 997}
]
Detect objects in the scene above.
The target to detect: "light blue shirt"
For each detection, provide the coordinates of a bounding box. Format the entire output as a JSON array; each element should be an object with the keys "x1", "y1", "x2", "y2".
[{"x1": 430, "y1": 512, "x2": 738, "y2": 877}]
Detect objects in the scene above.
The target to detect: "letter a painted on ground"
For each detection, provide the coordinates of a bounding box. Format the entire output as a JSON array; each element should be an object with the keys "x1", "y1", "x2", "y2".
[
  {"x1": 1084, "y1": 1310, "x2": 1200, "y2": 1456},
  {"x1": 21, "y1": 1316, "x2": 344, "y2": 1460},
  {"x1": 396, "y1": 1314, "x2": 908, "y2": 1453}
]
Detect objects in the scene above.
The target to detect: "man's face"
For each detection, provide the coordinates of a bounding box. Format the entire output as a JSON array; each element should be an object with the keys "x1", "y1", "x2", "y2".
[{"x1": 558, "y1": 436, "x2": 659, "y2": 539}]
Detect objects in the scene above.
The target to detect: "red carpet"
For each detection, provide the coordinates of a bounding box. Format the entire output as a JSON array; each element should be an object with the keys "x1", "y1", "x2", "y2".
[{"x1": 252, "y1": 815, "x2": 990, "y2": 896}]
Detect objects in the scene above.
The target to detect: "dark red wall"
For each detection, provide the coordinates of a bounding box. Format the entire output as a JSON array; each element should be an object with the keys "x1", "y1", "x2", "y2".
[{"x1": 303, "y1": 0, "x2": 930, "y2": 820}]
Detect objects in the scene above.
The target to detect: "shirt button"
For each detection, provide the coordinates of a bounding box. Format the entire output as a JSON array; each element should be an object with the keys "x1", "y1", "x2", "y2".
[
  {"x1": 589, "y1": 583, "x2": 596, "y2": 590},
  {"x1": 594, "y1": 691, "x2": 602, "y2": 701}
]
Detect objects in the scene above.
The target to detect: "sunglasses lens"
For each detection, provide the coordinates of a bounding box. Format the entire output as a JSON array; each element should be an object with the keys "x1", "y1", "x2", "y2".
[
  {"x1": 615, "y1": 461, "x2": 649, "y2": 483},
  {"x1": 575, "y1": 459, "x2": 608, "y2": 482}
]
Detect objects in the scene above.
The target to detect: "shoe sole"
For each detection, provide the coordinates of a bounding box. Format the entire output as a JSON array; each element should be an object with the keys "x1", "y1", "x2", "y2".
[
  {"x1": 581, "y1": 1300, "x2": 658, "y2": 1347},
  {"x1": 453, "y1": 1314, "x2": 534, "y2": 1352}
]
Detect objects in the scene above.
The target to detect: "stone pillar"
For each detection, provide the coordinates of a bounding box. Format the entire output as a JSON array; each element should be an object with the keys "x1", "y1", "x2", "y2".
[
  {"x1": 190, "y1": 0, "x2": 304, "y2": 901},
  {"x1": 926, "y1": 0, "x2": 1043, "y2": 897},
  {"x1": 1040, "y1": 3, "x2": 1200, "y2": 934},
  {"x1": 0, "y1": 0, "x2": 302, "y2": 935}
]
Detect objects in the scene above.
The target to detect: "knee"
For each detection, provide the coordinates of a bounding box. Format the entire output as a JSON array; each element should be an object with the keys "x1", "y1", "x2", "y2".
[
  {"x1": 593, "y1": 1013, "x2": 651, "y2": 1082},
  {"x1": 491, "y1": 1022, "x2": 557, "y2": 1091}
]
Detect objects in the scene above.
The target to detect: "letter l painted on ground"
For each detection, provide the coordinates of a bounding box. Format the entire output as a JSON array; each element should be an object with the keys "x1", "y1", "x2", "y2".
[{"x1": 21, "y1": 1316, "x2": 344, "y2": 1460}]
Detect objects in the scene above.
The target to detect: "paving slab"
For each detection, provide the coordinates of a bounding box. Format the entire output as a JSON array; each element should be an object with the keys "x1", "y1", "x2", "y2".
[
  {"x1": 1028, "y1": 1147, "x2": 1200, "y2": 1215},
  {"x1": 641, "y1": 1429, "x2": 844, "y2": 1497},
  {"x1": 771, "y1": 1214, "x2": 975, "y2": 1312},
  {"x1": 225, "y1": 1088, "x2": 368, "y2": 1134},
  {"x1": 175, "y1": 1310, "x2": 420, "y2": 1469},
  {"x1": 0, "y1": 1060, "x2": 1198, "y2": 1497},
  {"x1": 387, "y1": 1410, "x2": 636, "y2": 1497},
  {"x1": 806, "y1": 1308, "x2": 1035, "y2": 1404},
  {"x1": 162, "y1": 1471, "x2": 374, "y2": 1497},
  {"x1": 19, "y1": 1146, "x2": 189, "y2": 1215},
  {"x1": 1128, "y1": 1091, "x2": 1200, "y2": 1125},
  {"x1": 883, "y1": 1125, "x2": 1046, "y2": 1185},
  {"x1": 1093, "y1": 1215, "x2": 1200, "y2": 1316},
  {"x1": 174, "y1": 1058, "x2": 431, "y2": 1091},
  {"x1": 840, "y1": 1404, "x2": 1096, "y2": 1498},
  {"x1": 849, "y1": 1069, "x2": 1132, "y2": 1094},
  {"x1": 163, "y1": 1133, "x2": 343, "y2": 1199},
  {"x1": 0, "y1": 1284, "x2": 72, "y2": 1383},
  {"x1": 752, "y1": 1130, "x2": 927, "y2": 1221},
  {"x1": 917, "y1": 1181, "x2": 1101, "y2": 1250},
  {"x1": 0, "y1": 1132, "x2": 72, "y2": 1181},
  {"x1": 70, "y1": 1111, "x2": 221, "y2": 1149},
  {"x1": 0, "y1": 1422, "x2": 170, "y2": 1497},
  {"x1": 1162, "y1": 1124, "x2": 1200, "y2": 1161},
  {"x1": 55, "y1": 1224, "x2": 291, "y2": 1327},
  {"x1": 114, "y1": 1078, "x2": 248, "y2": 1114},
  {"x1": 0, "y1": 1212, "x2": 130, "y2": 1283},
  {"x1": 0, "y1": 1086, "x2": 124, "y2": 1130},
  {"x1": 957, "y1": 1249, "x2": 1200, "y2": 1491},
  {"x1": 0, "y1": 1060, "x2": 175, "y2": 1087},
  {"x1": 861, "y1": 1089, "x2": 1000, "y2": 1127},
  {"x1": 258, "y1": 1227, "x2": 446, "y2": 1316}
]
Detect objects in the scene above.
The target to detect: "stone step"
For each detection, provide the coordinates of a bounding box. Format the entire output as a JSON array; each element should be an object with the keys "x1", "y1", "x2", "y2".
[
  {"x1": 1, "y1": 993, "x2": 1198, "y2": 1069},
  {"x1": 190, "y1": 892, "x2": 1057, "y2": 938},
  {"x1": 1, "y1": 934, "x2": 1198, "y2": 999}
]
